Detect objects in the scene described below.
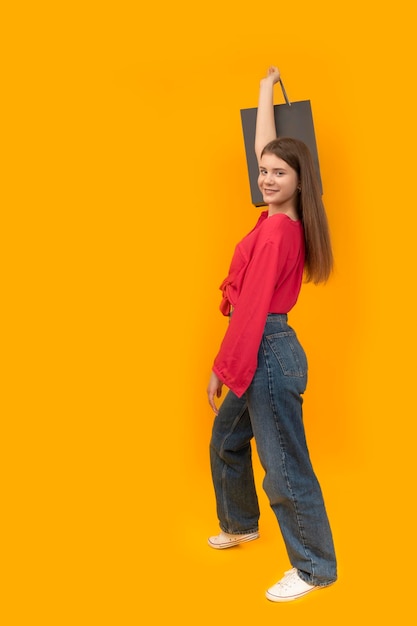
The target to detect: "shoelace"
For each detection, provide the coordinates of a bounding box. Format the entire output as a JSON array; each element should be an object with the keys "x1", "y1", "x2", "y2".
[{"x1": 276, "y1": 568, "x2": 300, "y2": 589}]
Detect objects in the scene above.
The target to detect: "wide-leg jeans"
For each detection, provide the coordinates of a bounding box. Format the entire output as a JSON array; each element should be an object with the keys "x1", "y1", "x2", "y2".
[{"x1": 209, "y1": 314, "x2": 337, "y2": 586}]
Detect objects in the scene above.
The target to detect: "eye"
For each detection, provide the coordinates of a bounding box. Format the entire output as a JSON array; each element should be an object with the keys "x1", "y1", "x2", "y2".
[{"x1": 259, "y1": 169, "x2": 267, "y2": 175}]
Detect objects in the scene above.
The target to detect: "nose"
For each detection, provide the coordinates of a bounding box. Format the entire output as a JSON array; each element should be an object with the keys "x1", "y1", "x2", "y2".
[{"x1": 265, "y1": 170, "x2": 274, "y2": 185}]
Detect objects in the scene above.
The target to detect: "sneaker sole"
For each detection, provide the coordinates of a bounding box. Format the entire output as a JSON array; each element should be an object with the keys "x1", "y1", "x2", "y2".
[
  {"x1": 266, "y1": 581, "x2": 334, "y2": 603},
  {"x1": 265, "y1": 586, "x2": 318, "y2": 602},
  {"x1": 208, "y1": 532, "x2": 260, "y2": 550}
]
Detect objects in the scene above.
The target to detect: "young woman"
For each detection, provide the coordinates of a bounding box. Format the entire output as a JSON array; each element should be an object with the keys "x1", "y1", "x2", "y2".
[{"x1": 206, "y1": 66, "x2": 337, "y2": 602}]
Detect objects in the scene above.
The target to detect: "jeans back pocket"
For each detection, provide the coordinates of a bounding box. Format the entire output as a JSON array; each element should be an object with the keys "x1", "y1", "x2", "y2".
[{"x1": 265, "y1": 331, "x2": 308, "y2": 377}]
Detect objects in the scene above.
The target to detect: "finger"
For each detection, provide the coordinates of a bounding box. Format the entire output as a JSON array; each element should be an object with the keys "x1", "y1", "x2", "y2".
[{"x1": 208, "y1": 393, "x2": 218, "y2": 414}]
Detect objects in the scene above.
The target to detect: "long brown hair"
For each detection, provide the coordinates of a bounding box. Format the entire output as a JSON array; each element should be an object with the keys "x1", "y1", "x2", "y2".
[{"x1": 261, "y1": 137, "x2": 333, "y2": 284}]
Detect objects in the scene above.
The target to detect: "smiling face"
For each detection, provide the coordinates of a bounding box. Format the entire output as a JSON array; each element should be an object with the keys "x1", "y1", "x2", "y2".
[{"x1": 258, "y1": 152, "x2": 300, "y2": 217}]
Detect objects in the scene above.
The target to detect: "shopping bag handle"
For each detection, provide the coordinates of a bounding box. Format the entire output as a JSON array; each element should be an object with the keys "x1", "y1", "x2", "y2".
[{"x1": 279, "y1": 79, "x2": 291, "y2": 107}]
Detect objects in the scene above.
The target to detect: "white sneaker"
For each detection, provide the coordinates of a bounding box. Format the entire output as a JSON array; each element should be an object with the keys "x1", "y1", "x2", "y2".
[
  {"x1": 208, "y1": 530, "x2": 259, "y2": 550},
  {"x1": 266, "y1": 568, "x2": 317, "y2": 602}
]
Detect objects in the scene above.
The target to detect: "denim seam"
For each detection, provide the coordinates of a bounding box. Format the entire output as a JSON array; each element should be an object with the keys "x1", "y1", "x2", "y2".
[
  {"x1": 262, "y1": 336, "x2": 316, "y2": 582},
  {"x1": 219, "y1": 403, "x2": 257, "y2": 535}
]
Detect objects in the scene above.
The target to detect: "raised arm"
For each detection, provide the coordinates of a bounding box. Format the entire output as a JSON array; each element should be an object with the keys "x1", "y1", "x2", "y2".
[{"x1": 254, "y1": 66, "x2": 281, "y2": 163}]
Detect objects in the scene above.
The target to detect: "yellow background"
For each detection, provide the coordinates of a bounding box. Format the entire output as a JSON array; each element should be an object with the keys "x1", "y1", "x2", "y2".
[{"x1": 2, "y1": 1, "x2": 416, "y2": 623}]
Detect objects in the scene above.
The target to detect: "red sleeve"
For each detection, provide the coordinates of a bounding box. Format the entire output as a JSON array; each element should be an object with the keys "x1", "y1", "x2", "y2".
[{"x1": 213, "y1": 236, "x2": 289, "y2": 397}]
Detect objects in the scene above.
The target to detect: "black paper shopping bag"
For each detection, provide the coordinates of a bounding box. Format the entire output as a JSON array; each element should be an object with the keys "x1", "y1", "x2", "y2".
[{"x1": 240, "y1": 80, "x2": 322, "y2": 206}]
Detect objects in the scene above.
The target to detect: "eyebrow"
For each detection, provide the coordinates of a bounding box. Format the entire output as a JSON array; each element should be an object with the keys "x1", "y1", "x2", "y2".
[{"x1": 259, "y1": 167, "x2": 287, "y2": 172}]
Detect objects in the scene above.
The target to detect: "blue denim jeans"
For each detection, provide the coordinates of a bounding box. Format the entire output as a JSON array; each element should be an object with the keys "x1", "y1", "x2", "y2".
[{"x1": 210, "y1": 314, "x2": 337, "y2": 586}]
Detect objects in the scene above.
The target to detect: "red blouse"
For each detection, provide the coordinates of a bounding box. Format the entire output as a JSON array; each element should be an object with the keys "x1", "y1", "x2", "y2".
[{"x1": 213, "y1": 211, "x2": 305, "y2": 397}]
